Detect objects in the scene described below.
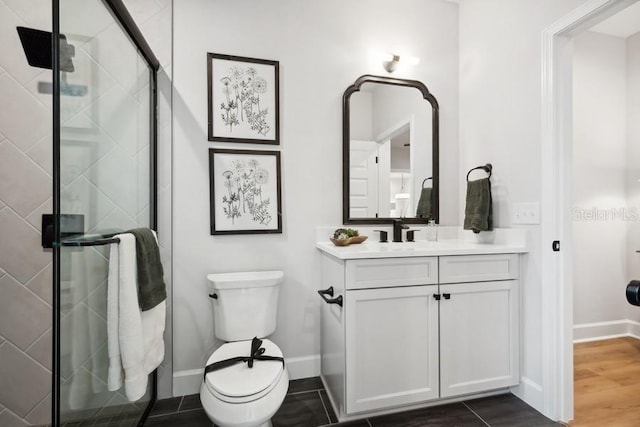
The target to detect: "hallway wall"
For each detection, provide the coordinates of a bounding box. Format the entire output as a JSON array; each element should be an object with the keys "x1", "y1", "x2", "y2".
[
  {"x1": 572, "y1": 31, "x2": 629, "y2": 336},
  {"x1": 626, "y1": 32, "x2": 640, "y2": 323}
]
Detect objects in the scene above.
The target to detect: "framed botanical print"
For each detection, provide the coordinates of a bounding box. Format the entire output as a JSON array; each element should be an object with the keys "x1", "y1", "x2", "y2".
[
  {"x1": 209, "y1": 148, "x2": 282, "y2": 234},
  {"x1": 207, "y1": 53, "x2": 280, "y2": 144}
]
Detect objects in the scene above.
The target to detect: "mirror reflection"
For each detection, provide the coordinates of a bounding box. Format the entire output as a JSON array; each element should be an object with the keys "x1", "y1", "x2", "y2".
[{"x1": 344, "y1": 75, "x2": 439, "y2": 224}]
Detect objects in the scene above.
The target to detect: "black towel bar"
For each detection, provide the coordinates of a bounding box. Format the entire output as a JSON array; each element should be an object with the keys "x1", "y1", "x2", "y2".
[
  {"x1": 60, "y1": 234, "x2": 121, "y2": 247},
  {"x1": 466, "y1": 163, "x2": 492, "y2": 182}
]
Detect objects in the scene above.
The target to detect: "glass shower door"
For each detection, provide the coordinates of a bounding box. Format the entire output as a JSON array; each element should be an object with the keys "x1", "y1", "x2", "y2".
[{"x1": 54, "y1": 0, "x2": 158, "y2": 425}]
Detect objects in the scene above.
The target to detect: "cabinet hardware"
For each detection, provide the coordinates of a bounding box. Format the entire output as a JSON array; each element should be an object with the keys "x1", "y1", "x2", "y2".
[
  {"x1": 443, "y1": 293, "x2": 451, "y2": 300},
  {"x1": 433, "y1": 294, "x2": 441, "y2": 301},
  {"x1": 208, "y1": 293, "x2": 218, "y2": 299},
  {"x1": 552, "y1": 240, "x2": 560, "y2": 252},
  {"x1": 318, "y1": 286, "x2": 343, "y2": 307}
]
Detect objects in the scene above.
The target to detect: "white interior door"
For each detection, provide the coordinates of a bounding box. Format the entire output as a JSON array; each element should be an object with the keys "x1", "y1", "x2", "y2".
[{"x1": 350, "y1": 140, "x2": 379, "y2": 217}]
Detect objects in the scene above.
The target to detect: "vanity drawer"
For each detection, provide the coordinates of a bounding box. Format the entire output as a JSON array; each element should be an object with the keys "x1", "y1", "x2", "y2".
[
  {"x1": 345, "y1": 257, "x2": 437, "y2": 290},
  {"x1": 439, "y1": 254, "x2": 518, "y2": 284}
]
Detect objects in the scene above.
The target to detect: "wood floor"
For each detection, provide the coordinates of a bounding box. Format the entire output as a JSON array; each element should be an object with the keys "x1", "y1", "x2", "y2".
[{"x1": 571, "y1": 337, "x2": 640, "y2": 426}]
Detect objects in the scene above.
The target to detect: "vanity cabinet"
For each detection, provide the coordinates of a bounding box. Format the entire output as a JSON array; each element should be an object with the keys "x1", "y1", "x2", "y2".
[{"x1": 319, "y1": 252, "x2": 520, "y2": 419}]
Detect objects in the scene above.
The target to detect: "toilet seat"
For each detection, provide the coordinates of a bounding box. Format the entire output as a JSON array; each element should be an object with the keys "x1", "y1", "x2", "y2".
[{"x1": 204, "y1": 339, "x2": 285, "y2": 404}]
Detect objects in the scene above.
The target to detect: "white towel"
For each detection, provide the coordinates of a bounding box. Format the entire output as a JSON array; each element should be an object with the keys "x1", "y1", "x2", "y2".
[{"x1": 107, "y1": 232, "x2": 166, "y2": 401}]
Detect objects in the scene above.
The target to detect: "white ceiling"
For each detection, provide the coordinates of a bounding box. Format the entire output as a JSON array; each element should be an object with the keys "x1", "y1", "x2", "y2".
[{"x1": 590, "y1": 1, "x2": 640, "y2": 38}]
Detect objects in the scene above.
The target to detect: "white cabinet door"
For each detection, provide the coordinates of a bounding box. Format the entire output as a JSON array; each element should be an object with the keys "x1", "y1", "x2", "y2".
[
  {"x1": 439, "y1": 280, "x2": 520, "y2": 398},
  {"x1": 345, "y1": 285, "x2": 439, "y2": 414}
]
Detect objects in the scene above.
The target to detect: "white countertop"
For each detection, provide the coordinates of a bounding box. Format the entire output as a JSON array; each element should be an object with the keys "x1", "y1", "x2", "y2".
[{"x1": 316, "y1": 239, "x2": 528, "y2": 260}]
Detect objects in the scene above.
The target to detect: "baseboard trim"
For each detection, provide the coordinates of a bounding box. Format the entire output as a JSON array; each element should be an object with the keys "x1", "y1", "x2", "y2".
[
  {"x1": 286, "y1": 354, "x2": 321, "y2": 380},
  {"x1": 573, "y1": 320, "x2": 640, "y2": 343},
  {"x1": 172, "y1": 354, "x2": 321, "y2": 396},
  {"x1": 173, "y1": 368, "x2": 202, "y2": 397},
  {"x1": 511, "y1": 376, "x2": 544, "y2": 415}
]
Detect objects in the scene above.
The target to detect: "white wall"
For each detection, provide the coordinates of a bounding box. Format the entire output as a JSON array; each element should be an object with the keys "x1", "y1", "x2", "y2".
[
  {"x1": 173, "y1": 0, "x2": 459, "y2": 393},
  {"x1": 572, "y1": 31, "x2": 628, "y2": 329},
  {"x1": 627, "y1": 32, "x2": 640, "y2": 322},
  {"x1": 350, "y1": 91, "x2": 373, "y2": 140},
  {"x1": 458, "y1": 0, "x2": 586, "y2": 412}
]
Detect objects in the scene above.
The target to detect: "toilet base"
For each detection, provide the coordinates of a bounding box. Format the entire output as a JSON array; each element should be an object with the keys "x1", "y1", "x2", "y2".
[{"x1": 201, "y1": 368, "x2": 289, "y2": 427}]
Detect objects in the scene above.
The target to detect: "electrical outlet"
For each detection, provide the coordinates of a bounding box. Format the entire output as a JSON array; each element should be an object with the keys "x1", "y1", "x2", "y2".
[{"x1": 512, "y1": 202, "x2": 540, "y2": 225}]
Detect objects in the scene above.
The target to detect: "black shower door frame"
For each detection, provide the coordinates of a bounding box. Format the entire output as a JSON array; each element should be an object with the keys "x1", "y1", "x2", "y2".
[{"x1": 52, "y1": 0, "x2": 160, "y2": 425}]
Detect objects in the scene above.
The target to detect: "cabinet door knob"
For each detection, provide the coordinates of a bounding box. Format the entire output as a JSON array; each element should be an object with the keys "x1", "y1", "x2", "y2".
[
  {"x1": 433, "y1": 294, "x2": 441, "y2": 301},
  {"x1": 443, "y1": 293, "x2": 451, "y2": 300}
]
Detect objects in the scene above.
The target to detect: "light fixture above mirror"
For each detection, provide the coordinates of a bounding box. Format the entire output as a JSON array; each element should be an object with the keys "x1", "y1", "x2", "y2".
[{"x1": 381, "y1": 53, "x2": 420, "y2": 73}]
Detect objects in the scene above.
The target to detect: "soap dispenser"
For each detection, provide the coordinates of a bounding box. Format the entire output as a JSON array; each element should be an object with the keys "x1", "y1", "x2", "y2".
[{"x1": 426, "y1": 219, "x2": 438, "y2": 241}]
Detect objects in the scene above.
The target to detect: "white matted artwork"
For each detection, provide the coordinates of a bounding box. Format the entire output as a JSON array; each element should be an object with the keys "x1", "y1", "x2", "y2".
[
  {"x1": 209, "y1": 148, "x2": 282, "y2": 234},
  {"x1": 207, "y1": 53, "x2": 280, "y2": 144}
]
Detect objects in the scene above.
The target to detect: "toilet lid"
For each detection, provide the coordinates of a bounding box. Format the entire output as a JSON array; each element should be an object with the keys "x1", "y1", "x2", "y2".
[{"x1": 204, "y1": 339, "x2": 284, "y2": 399}]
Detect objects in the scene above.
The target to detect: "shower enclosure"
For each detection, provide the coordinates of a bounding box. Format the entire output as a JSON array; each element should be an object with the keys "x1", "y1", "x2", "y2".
[{"x1": 52, "y1": 0, "x2": 159, "y2": 425}]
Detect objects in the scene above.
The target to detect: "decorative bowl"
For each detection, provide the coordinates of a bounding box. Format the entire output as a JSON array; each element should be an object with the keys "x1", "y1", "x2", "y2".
[{"x1": 329, "y1": 235, "x2": 368, "y2": 246}]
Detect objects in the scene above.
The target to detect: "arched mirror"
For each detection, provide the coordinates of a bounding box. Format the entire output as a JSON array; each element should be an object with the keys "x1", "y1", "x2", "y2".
[{"x1": 343, "y1": 75, "x2": 439, "y2": 224}]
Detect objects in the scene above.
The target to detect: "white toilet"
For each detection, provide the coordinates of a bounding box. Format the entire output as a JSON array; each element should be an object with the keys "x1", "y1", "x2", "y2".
[{"x1": 200, "y1": 271, "x2": 289, "y2": 427}]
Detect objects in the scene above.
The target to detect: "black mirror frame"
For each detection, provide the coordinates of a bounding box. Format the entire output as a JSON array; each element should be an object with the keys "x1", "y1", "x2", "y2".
[{"x1": 342, "y1": 74, "x2": 439, "y2": 225}]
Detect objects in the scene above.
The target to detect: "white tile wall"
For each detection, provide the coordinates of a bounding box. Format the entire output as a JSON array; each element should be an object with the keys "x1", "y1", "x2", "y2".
[
  {"x1": 0, "y1": 342, "x2": 51, "y2": 419},
  {"x1": 0, "y1": 409, "x2": 30, "y2": 427},
  {"x1": 0, "y1": 2, "x2": 42, "y2": 85},
  {"x1": 0, "y1": 0, "x2": 52, "y2": 414},
  {"x1": 0, "y1": 141, "x2": 51, "y2": 217},
  {"x1": 0, "y1": 274, "x2": 51, "y2": 351},
  {"x1": 0, "y1": 73, "x2": 50, "y2": 152},
  {"x1": 0, "y1": 209, "x2": 51, "y2": 284}
]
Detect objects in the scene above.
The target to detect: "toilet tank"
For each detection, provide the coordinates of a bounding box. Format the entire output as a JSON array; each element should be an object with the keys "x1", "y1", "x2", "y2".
[{"x1": 206, "y1": 271, "x2": 283, "y2": 342}]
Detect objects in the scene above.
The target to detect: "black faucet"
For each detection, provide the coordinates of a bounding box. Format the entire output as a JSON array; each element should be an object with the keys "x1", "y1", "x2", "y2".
[{"x1": 392, "y1": 219, "x2": 409, "y2": 242}]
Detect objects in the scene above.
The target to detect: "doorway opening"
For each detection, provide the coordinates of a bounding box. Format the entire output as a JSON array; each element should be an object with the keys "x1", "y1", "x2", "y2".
[{"x1": 541, "y1": 0, "x2": 640, "y2": 423}]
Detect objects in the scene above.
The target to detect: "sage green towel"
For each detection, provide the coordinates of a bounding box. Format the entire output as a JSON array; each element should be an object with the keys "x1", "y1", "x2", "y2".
[
  {"x1": 416, "y1": 188, "x2": 432, "y2": 219},
  {"x1": 128, "y1": 228, "x2": 166, "y2": 311},
  {"x1": 463, "y1": 178, "x2": 493, "y2": 234}
]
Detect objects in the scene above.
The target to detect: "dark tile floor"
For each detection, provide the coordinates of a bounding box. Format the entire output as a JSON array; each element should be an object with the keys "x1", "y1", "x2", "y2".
[{"x1": 145, "y1": 377, "x2": 561, "y2": 427}]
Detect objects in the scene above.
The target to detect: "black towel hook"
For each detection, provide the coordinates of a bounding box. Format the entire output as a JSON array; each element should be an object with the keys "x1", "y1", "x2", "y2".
[
  {"x1": 466, "y1": 163, "x2": 492, "y2": 182},
  {"x1": 421, "y1": 177, "x2": 433, "y2": 188}
]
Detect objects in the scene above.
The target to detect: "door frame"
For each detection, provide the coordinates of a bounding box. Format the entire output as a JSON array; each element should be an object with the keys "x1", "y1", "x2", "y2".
[{"x1": 540, "y1": 0, "x2": 639, "y2": 422}]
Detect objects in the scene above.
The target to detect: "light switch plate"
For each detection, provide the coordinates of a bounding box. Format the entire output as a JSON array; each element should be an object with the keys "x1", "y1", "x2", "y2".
[{"x1": 512, "y1": 202, "x2": 540, "y2": 225}]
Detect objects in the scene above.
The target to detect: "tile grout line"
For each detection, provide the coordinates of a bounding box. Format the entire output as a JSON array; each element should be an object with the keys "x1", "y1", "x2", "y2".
[
  {"x1": 149, "y1": 406, "x2": 202, "y2": 418},
  {"x1": 462, "y1": 401, "x2": 491, "y2": 427},
  {"x1": 287, "y1": 387, "x2": 323, "y2": 396},
  {"x1": 316, "y1": 389, "x2": 333, "y2": 425}
]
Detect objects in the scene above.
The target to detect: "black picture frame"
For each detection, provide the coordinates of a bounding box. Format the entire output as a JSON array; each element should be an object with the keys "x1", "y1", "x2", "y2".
[
  {"x1": 207, "y1": 53, "x2": 280, "y2": 145},
  {"x1": 209, "y1": 148, "x2": 283, "y2": 235}
]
